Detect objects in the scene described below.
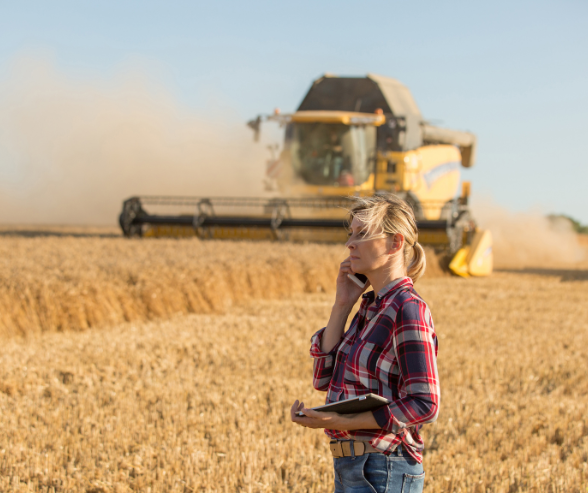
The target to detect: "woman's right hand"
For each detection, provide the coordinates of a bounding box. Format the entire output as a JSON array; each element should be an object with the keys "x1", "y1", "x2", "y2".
[
  {"x1": 319, "y1": 257, "x2": 369, "y2": 354},
  {"x1": 334, "y1": 257, "x2": 370, "y2": 307}
]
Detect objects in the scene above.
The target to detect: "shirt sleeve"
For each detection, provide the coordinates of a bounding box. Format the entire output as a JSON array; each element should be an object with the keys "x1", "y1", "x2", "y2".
[
  {"x1": 372, "y1": 298, "x2": 440, "y2": 433},
  {"x1": 309, "y1": 325, "x2": 345, "y2": 391}
]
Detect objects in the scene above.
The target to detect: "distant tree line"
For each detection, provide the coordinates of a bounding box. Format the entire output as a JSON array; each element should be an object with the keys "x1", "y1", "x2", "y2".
[{"x1": 548, "y1": 214, "x2": 588, "y2": 235}]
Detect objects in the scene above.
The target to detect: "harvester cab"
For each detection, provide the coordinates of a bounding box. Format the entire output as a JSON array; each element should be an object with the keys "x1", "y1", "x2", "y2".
[{"x1": 119, "y1": 74, "x2": 492, "y2": 277}]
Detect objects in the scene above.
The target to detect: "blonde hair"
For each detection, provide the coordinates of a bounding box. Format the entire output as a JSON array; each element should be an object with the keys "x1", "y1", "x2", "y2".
[{"x1": 348, "y1": 194, "x2": 426, "y2": 282}]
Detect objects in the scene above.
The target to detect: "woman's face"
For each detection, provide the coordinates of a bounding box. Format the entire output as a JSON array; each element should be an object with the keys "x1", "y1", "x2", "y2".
[{"x1": 345, "y1": 217, "x2": 401, "y2": 275}]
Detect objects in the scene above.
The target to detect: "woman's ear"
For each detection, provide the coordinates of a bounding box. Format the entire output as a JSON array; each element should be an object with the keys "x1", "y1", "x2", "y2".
[{"x1": 387, "y1": 233, "x2": 404, "y2": 254}]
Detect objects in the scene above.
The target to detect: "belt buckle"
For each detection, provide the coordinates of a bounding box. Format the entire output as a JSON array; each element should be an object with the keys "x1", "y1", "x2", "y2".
[{"x1": 329, "y1": 440, "x2": 343, "y2": 458}]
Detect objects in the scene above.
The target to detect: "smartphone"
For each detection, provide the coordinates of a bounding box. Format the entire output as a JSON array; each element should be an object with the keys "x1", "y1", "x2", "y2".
[{"x1": 348, "y1": 273, "x2": 368, "y2": 288}]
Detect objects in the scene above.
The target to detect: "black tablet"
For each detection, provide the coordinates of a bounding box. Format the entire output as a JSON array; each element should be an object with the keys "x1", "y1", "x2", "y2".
[{"x1": 296, "y1": 393, "x2": 390, "y2": 416}]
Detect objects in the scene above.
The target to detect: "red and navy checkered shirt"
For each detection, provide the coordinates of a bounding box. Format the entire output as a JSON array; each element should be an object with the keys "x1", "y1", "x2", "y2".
[{"x1": 310, "y1": 277, "x2": 440, "y2": 463}]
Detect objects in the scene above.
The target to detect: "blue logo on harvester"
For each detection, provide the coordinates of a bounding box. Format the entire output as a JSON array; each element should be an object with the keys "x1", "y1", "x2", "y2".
[{"x1": 422, "y1": 161, "x2": 460, "y2": 188}]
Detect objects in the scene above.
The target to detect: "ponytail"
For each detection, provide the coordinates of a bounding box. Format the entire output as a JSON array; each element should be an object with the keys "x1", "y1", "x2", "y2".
[{"x1": 407, "y1": 242, "x2": 426, "y2": 283}]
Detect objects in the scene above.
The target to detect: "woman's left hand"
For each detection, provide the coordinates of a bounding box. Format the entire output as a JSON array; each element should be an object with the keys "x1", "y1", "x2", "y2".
[
  {"x1": 290, "y1": 400, "x2": 341, "y2": 429},
  {"x1": 290, "y1": 400, "x2": 381, "y2": 431}
]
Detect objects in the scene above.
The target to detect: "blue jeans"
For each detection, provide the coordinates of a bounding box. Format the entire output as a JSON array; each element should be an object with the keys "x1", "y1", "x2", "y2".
[{"x1": 333, "y1": 447, "x2": 425, "y2": 493}]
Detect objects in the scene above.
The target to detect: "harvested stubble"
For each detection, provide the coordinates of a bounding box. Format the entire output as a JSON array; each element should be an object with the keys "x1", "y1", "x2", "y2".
[
  {"x1": 0, "y1": 233, "x2": 444, "y2": 338},
  {"x1": 1, "y1": 261, "x2": 588, "y2": 491}
]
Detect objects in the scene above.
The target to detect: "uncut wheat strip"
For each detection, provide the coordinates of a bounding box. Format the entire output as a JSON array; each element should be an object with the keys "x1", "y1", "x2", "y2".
[{"x1": 0, "y1": 237, "x2": 343, "y2": 337}]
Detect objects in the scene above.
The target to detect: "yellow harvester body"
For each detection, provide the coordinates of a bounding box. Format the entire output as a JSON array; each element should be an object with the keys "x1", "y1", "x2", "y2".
[{"x1": 120, "y1": 74, "x2": 492, "y2": 277}]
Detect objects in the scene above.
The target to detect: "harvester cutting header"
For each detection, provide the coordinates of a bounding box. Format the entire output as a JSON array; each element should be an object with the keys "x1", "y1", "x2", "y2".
[{"x1": 119, "y1": 74, "x2": 492, "y2": 277}]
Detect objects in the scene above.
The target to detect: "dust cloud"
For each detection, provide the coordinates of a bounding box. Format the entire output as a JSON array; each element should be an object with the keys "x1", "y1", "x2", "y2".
[
  {"x1": 473, "y1": 198, "x2": 585, "y2": 268},
  {"x1": 0, "y1": 56, "x2": 269, "y2": 225}
]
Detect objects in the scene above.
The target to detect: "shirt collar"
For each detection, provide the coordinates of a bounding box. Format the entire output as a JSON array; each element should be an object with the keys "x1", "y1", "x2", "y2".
[{"x1": 362, "y1": 276, "x2": 413, "y2": 303}]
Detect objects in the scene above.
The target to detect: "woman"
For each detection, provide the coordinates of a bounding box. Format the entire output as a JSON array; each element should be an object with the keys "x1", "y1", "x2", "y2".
[{"x1": 291, "y1": 194, "x2": 440, "y2": 493}]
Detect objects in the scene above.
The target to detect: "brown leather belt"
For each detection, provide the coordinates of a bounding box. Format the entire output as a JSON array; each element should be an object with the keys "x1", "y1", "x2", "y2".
[{"x1": 329, "y1": 440, "x2": 381, "y2": 458}]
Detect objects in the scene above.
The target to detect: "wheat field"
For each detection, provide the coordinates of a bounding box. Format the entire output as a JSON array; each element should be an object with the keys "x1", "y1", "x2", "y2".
[{"x1": 1, "y1": 229, "x2": 587, "y2": 492}]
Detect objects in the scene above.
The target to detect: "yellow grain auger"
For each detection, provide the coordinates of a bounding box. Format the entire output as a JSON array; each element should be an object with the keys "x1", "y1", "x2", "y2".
[{"x1": 119, "y1": 74, "x2": 492, "y2": 277}]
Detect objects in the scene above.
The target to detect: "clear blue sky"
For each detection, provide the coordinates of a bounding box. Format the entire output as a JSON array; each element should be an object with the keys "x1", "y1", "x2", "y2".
[{"x1": 1, "y1": 0, "x2": 587, "y2": 223}]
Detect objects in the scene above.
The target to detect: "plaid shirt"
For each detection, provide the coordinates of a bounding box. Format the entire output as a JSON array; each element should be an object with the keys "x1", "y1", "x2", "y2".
[{"x1": 310, "y1": 277, "x2": 439, "y2": 463}]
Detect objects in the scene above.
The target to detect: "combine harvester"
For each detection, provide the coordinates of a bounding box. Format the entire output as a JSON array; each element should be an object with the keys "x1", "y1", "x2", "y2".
[{"x1": 119, "y1": 74, "x2": 492, "y2": 277}]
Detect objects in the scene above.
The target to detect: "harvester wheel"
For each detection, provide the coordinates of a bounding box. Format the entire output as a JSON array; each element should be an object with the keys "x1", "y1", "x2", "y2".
[
  {"x1": 439, "y1": 199, "x2": 458, "y2": 222},
  {"x1": 119, "y1": 197, "x2": 145, "y2": 238},
  {"x1": 447, "y1": 209, "x2": 472, "y2": 254},
  {"x1": 269, "y1": 199, "x2": 291, "y2": 240}
]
